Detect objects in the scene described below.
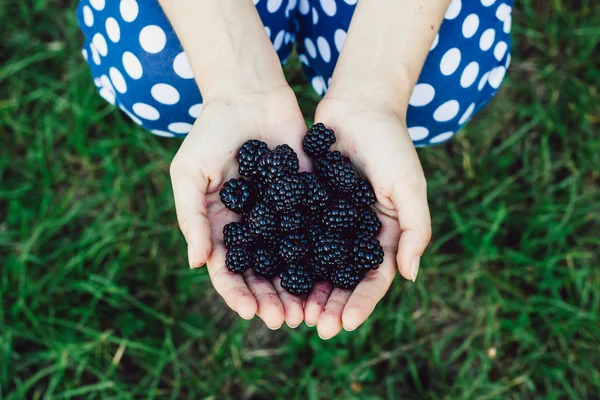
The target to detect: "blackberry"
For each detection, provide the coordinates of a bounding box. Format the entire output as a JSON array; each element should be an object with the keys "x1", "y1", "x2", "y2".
[
  {"x1": 246, "y1": 202, "x2": 277, "y2": 238},
  {"x1": 219, "y1": 178, "x2": 255, "y2": 214},
  {"x1": 303, "y1": 123, "x2": 336, "y2": 157},
  {"x1": 265, "y1": 174, "x2": 305, "y2": 212},
  {"x1": 356, "y1": 207, "x2": 382, "y2": 239},
  {"x1": 314, "y1": 235, "x2": 348, "y2": 266},
  {"x1": 257, "y1": 144, "x2": 299, "y2": 183},
  {"x1": 331, "y1": 264, "x2": 362, "y2": 289},
  {"x1": 300, "y1": 172, "x2": 330, "y2": 213},
  {"x1": 225, "y1": 247, "x2": 252, "y2": 273},
  {"x1": 315, "y1": 151, "x2": 347, "y2": 181},
  {"x1": 322, "y1": 199, "x2": 358, "y2": 233},
  {"x1": 308, "y1": 260, "x2": 334, "y2": 282},
  {"x1": 251, "y1": 179, "x2": 267, "y2": 199},
  {"x1": 279, "y1": 232, "x2": 309, "y2": 262},
  {"x1": 327, "y1": 161, "x2": 360, "y2": 193},
  {"x1": 223, "y1": 221, "x2": 252, "y2": 249},
  {"x1": 280, "y1": 264, "x2": 313, "y2": 295},
  {"x1": 252, "y1": 247, "x2": 281, "y2": 278},
  {"x1": 351, "y1": 179, "x2": 377, "y2": 207},
  {"x1": 352, "y1": 237, "x2": 384, "y2": 270},
  {"x1": 279, "y1": 210, "x2": 308, "y2": 234},
  {"x1": 237, "y1": 140, "x2": 270, "y2": 177}
]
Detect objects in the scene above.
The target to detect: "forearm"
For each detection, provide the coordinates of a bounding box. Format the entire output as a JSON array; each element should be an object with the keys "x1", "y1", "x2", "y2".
[
  {"x1": 327, "y1": 0, "x2": 450, "y2": 114},
  {"x1": 159, "y1": 0, "x2": 288, "y2": 102}
]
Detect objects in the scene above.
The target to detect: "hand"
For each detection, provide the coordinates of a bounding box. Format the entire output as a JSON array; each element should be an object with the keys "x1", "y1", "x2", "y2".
[
  {"x1": 170, "y1": 88, "x2": 311, "y2": 329},
  {"x1": 304, "y1": 96, "x2": 432, "y2": 339}
]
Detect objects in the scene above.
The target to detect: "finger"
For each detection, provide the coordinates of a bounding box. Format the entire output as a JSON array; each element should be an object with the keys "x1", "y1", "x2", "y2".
[
  {"x1": 272, "y1": 277, "x2": 305, "y2": 328},
  {"x1": 391, "y1": 174, "x2": 432, "y2": 282},
  {"x1": 304, "y1": 281, "x2": 334, "y2": 326},
  {"x1": 243, "y1": 270, "x2": 285, "y2": 329},
  {"x1": 342, "y1": 248, "x2": 397, "y2": 331},
  {"x1": 206, "y1": 243, "x2": 257, "y2": 319},
  {"x1": 316, "y1": 288, "x2": 353, "y2": 340},
  {"x1": 170, "y1": 154, "x2": 212, "y2": 268}
]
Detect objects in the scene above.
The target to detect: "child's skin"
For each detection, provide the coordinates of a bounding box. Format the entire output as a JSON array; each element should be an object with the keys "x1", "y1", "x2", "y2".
[{"x1": 163, "y1": 0, "x2": 445, "y2": 338}]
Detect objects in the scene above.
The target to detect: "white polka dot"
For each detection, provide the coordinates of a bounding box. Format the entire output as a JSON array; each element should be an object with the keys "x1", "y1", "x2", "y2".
[
  {"x1": 81, "y1": 49, "x2": 88, "y2": 61},
  {"x1": 504, "y1": 15, "x2": 512, "y2": 33},
  {"x1": 312, "y1": 7, "x2": 319, "y2": 24},
  {"x1": 188, "y1": 103, "x2": 203, "y2": 118},
  {"x1": 328, "y1": 77, "x2": 332, "y2": 86},
  {"x1": 409, "y1": 84, "x2": 435, "y2": 107},
  {"x1": 273, "y1": 30, "x2": 285, "y2": 51},
  {"x1": 109, "y1": 67, "x2": 127, "y2": 94},
  {"x1": 496, "y1": 3, "x2": 511, "y2": 21},
  {"x1": 168, "y1": 122, "x2": 193, "y2": 134},
  {"x1": 284, "y1": 32, "x2": 292, "y2": 44},
  {"x1": 133, "y1": 103, "x2": 160, "y2": 120},
  {"x1": 305, "y1": 38, "x2": 317, "y2": 58},
  {"x1": 481, "y1": 0, "x2": 496, "y2": 6},
  {"x1": 90, "y1": 44, "x2": 101, "y2": 65},
  {"x1": 264, "y1": 26, "x2": 271, "y2": 38},
  {"x1": 100, "y1": 75, "x2": 114, "y2": 93},
  {"x1": 285, "y1": 0, "x2": 297, "y2": 17},
  {"x1": 120, "y1": 0, "x2": 139, "y2": 22},
  {"x1": 120, "y1": 105, "x2": 142, "y2": 125},
  {"x1": 430, "y1": 33, "x2": 439, "y2": 51},
  {"x1": 83, "y1": 5, "x2": 94, "y2": 27},
  {"x1": 311, "y1": 76, "x2": 326, "y2": 95},
  {"x1": 267, "y1": 0, "x2": 283, "y2": 13},
  {"x1": 344, "y1": 0, "x2": 357, "y2": 4},
  {"x1": 462, "y1": 14, "x2": 479, "y2": 38},
  {"x1": 173, "y1": 52, "x2": 194, "y2": 79},
  {"x1": 317, "y1": 37, "x2": 331, "y2": 63},
  {"x1": 299, "y1": 0, "x2": 310, "y2": 15},
  {"x1": 320, "y1": 0, "x2": 337, "y2": 17},
  {"x1": 478, "y1": 72, "x2": 489, "y2": 90},
  {"x1": 488, "y1": 66, "x2": 506, "y2": 89},
  {"x1": 89, "y1": 0, "x2": 105, "y2": 10},
  {"x1": 433, "y1": 100, "x2": 460, "y2": 122},
  {"x1": 429, "y1": 131, "x2": 454, "y2": 143},
  {"x1": 440, "y1": 48, "x2": 461, "y2": 75},
  {"x1": 140, "y1": 25, "x2": 167, "y2": 54},
  {"x1": 253, "y1": 0, "x2": 259, "y2": 5},
  {"x1": 105, "y1": 18, "x2": 120, "y2": 43},
  {"x1": 334, "y1": 29, "x2": 346, "y2": 53},
  {"x1": 99, "y1": 87, "x2": 115, "y2": 105},
  {"x1": 299, "y1": 54, "x2": 309, "y2": 65},
  {"x1": 151, "y1": 83, "x2": 180, "y2": 105},
  {"x1": 92, "y1": 33, "x2": 108, "y2": 56},
  {"x1": 93, "y1": 77, "x2": 102, "y2": 87},
  {"x1": 479, "y1": 28, "x2": 496, "y2": 51},
  {"x1": 505, "y1": 53, "x2": 511, "y2": 69},
  {"x1": 408, "y1": 127, "x2": 429, "y2": 141},
  {"x1": 494, "y1": 41, "x2": 508, "y2": 61},
  {"x1": 445, "y1": 0, "x2": 461, "y2": 20},
  {"x1": 151, "y1": 130, "x2": 175, "y2": 138},
  {"x1": 460, "y1": 61, "x2": 479, "y2": 88},
  {"x1": 459, "y1": 103, "x2": 475, "y2": 125},
  {"x1": 122, "y1": 51, "x2": 143, "y2": 79}
]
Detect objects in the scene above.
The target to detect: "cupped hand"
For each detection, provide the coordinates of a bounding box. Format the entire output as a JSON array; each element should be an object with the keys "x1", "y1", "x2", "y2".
[
  {"x1": 170, "y1": 88, "x2": 310, "y2": 329},
  {"x1": 304, "y1": 96, "x2": 432, "y2": 339}
]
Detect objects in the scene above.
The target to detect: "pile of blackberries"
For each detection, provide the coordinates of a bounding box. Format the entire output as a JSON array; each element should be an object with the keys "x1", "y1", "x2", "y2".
[{"x1": 220, "y1": 123, "x2": 383, "y2": 296}]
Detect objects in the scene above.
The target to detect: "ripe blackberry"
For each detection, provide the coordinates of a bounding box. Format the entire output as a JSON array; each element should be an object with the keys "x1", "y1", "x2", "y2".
[
  {"x1": 328, "y1": 161, "x2": 360, "y2": 193},
  {"x1": 257, "y1": 144, "x2": 299, "y2": 183},
  {"x1": 315, "y1": 151, "x2": 347, "y2": 181},
  {"x1": 308, "y1": 260, "x2": 333, "y2": 282},
  {"x1": 300, "y1": 172, "x2": 330, "y2": 213},
  {"x1": 219, "y1": 178, "x2": 255, "y2": 214},
  {"x1": 223, "y1": 221, "x2": 252, "y2": 249},
  {"x1": 331, "y1": 264, "x2": 362, "y2": 289},
  {"x1": 225, "y1": 247, "x2": 252, "y2": 273},
  {"x1": 251, "y1": 179, "x2": 267, "y2": 199},
  {"x1": 351, "y1": 179, "x2": 376, "y2": 207},
  {"x1": 279, "y1": 210, "x2": 308, "y2": 234},
  {"x1": 356, "y1": 207, "x2": 382, "y2": 239},
  {"x1": 280, "y1": 264, "x2": 313, "y2": 295},
  {"x1": 265, "y1": 174, "x2": 305, "y2": 212},
  {"x1": 314, "y1": 235, "x2": 348, "y2": 266},
  {"x1": 303, "y1": 123, "x2": 336, "y2": 157},
  {"x1": 252, "y1": 247, "x2": 281, "y2": 278},
  {"x1": 279, "y1": 232, "x2": 309, "y2": 262},
  {"x1": 352, "y1": 237, "x2": 384, "y2": 270},
  {"x1": 322, "y1": 199, "x2": 358, "y2": 233},
  {"x1": 237, "y1": 140, "x2": 269, "y2": 177},
  {"x1": 246, "y1": 202, "x2": 277, "y2": 238}
]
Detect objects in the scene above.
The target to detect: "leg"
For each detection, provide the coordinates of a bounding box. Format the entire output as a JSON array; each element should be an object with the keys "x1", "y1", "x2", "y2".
[
  {"x1": 297, "y1": 0, "x2": 514, "y2": 145},
  {"x1": 76, "y1": 0, "x2": 297, "y2": 137}
]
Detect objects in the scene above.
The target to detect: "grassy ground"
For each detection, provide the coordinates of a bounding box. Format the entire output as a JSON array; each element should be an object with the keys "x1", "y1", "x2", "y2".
[{"x1": 1, "y1": 1, "x2": 599, "y2": 398}]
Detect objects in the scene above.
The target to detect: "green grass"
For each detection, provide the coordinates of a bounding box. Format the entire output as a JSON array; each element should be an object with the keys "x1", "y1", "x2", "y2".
[{"x1": 1, "y1": 0, "x2": 599, "y2": 398}]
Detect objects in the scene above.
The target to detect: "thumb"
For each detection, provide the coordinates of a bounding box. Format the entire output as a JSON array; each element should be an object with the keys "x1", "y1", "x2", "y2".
[{"x1": 170, "y1": 155, "x2": 213, "y2": 268}]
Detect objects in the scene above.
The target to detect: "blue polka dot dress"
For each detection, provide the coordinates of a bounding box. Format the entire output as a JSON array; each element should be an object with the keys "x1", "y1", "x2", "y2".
[{"x1": 76, "y1": 0, "x2": 513, "y2": 145}]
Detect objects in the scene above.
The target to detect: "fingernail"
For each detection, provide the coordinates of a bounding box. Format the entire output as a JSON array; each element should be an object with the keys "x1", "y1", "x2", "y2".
[
  {"x1": 318, "y1": 332, "x2": 330, "y2": 340},
  {"x1": 188, "y1": 243, "x2": 195, "y2": 268},
  {"x1": 287, "y1": 323, "x2": 300, "y2": 329},
  {"x1": 410, "y1": 256, "x2": 420, "y2": 282},
  {"x1": 267, "y1": 324, "x2": 282, "y2": 330},
  {"x1": 240, "y1": 313, "x2": 254, "y2": 320},
  {"x1": 343, "y1": 325, "x2": 357, "y2": 332},
  {"x1": 305, "y1": 322, "x2": 315, "y2": 327}
]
